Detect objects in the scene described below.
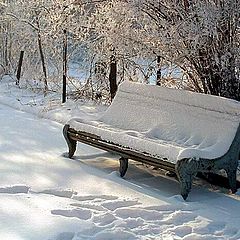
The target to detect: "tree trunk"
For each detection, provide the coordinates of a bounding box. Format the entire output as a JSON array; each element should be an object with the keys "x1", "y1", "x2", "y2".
[
  {"x1": 38, "y1": 32, "x2": 48, "y2": 92},
  {"x1": 16, "y1": 50, "x2": 24, "y2": 85},
  {"x1": 4, "y1": 29, "x2": 8, "y2": 71},
  {"x1": 36, "y1": 17, "x2": 48, "y2": 93},
  {"x1": 109, "y1": 54, "x2": 118, "y2": 101}
]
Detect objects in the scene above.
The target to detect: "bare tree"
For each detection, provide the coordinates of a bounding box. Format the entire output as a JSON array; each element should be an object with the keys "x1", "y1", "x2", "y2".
[{"x1": 135, "y1": 0, "x2": 240, "y2": 100}]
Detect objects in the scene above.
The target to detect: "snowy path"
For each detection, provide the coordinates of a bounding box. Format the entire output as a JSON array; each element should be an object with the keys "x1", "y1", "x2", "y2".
[{"x1": 0, "y1": 104, "x2": 240, "y2": 240}]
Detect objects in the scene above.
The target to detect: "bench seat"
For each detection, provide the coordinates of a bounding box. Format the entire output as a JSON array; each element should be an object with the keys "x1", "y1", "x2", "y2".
[
  {"x1": 63, "y1": 81, "x2": 240, "y2": 200},
  {"x1": 68, "y1": 116, "x2": 238, "y2": 165}
]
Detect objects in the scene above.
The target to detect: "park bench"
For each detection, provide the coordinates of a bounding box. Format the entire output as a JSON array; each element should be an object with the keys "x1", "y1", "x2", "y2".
[{"x1": 63, "y1": 81, "x2": 240, "y2": 200}]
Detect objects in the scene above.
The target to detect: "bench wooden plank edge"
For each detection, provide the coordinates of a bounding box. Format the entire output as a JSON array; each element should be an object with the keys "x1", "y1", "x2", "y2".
[
  {"x1": 63, "y1": 125, "x2": 175, "y2": 171},
  {"x1": 63, "y1": 123, "x2": 240, "y2": 200}
]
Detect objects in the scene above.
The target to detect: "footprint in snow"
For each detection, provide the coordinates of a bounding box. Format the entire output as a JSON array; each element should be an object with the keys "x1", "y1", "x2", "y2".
[
  {"x1": 117, "y1": 217, "x2": 145, "y2": 229},
  {"x1": 170, "y1": 225, "x2": 193, "y2": 238},
  {"x1": 72, "y1": 194, "x2": 118, "y2": 202},
  {"x1": 193, "y1": 221, "x2": 226, "y2": 235},
  {"x1": 51, "y1": 194, "x2": 237, "y2": 240},
  {"x1": 70, "y1": 203, "x2": 107, "y2": 212},
  {"x1": 55, "y1": 232, "x2": 75, "y2": 240},
  {"x1": 101, "y1": 199, "x2": 140, "y2": 211},
  {"x1": 90, "y1": 228, "x2": 137, "y2": 240},
  {"x1": 75, "y1": 224, "x2": 106, "y2": 237},
  {"x1": 51, "y1": 208, "x2": 92, "y2": 220},
  {"x1": 162, "y1": 210, "x2": 196, "y2": 225},
  {"x1": 114, "y1": 207, "x2": 163, "y2": 221},
  {"x1": 38, "y1": 189, "x2": 77, "y2": 198},
  {"x1": 92, "y1": 212, "x2": 117, "y2": 226},
  {"x1": 0, "y1": 185, "x2": 30, "y2": 194}
]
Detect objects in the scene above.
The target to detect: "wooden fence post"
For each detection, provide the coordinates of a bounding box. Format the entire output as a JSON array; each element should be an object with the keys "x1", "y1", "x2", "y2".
[
  {"x1": 62, "y1": 29, "x2": 67, "y2": 103},
  {"x1": 156, "y1": 56, "x2": 161, "y2": 86}
]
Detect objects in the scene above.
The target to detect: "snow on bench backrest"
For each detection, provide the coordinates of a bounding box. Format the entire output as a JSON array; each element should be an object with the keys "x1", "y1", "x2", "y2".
[{"x1": 100, "y1": 81, "x2": 240, "y2": 160}]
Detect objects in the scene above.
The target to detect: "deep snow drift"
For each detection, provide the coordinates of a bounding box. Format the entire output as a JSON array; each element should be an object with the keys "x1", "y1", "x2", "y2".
[{"x1": 0, "y1": 76, "x2": 240, "y2": 240}]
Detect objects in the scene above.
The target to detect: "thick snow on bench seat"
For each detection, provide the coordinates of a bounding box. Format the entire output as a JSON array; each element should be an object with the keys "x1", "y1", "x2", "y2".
[{"x1": 68, "y1": 81, "x2": 240, "y2": 164}]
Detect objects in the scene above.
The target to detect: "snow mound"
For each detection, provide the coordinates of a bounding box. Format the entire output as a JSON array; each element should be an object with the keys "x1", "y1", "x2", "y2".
[{"x1": 68, "y1": 81, "x2": 240, "y2": 163}]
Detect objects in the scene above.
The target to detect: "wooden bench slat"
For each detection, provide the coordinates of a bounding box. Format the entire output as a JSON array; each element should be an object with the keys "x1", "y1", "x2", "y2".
[{"x1": 68, "y1": 129, "x2": 176, "y2": 172}]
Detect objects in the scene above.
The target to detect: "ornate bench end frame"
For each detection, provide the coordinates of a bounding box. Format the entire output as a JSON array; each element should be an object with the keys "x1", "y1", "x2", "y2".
[
  {"x1": 63, "y1": 124, "x2": 77, "y2": 158},
  {"x1": 176, "y1": 123, "x2": 240, "y2": 200}
]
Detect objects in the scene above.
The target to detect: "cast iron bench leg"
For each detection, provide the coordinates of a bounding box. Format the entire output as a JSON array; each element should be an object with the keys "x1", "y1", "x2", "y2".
[
  {"x1": 63, "y1": 124, "x2": 77, "y2": 158},
  {"x1": 226, "y1": 168, "x2": 237, "y2": 193},
  {"x1": 119, "y1": 157, "x2": 128, "y2": 177},
  {"x1": 176, "y1": 158, "x2": 198, "y2": 200}
]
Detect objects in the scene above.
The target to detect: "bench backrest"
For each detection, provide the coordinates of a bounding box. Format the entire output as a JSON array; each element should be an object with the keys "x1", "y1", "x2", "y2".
[{"x1": 100, "y1": 81, "x2": 240, "y2": 160}]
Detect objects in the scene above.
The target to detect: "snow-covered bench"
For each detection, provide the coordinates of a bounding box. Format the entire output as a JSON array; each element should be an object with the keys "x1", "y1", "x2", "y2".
[{"x1": 63, "y1": 81, "x2": 240, "y2": 200}]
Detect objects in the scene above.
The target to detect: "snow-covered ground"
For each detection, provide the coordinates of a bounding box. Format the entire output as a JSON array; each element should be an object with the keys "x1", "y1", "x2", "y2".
[{"x1": 0, "y1": 76, "x2": 240, "y2": 240}]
